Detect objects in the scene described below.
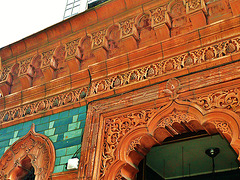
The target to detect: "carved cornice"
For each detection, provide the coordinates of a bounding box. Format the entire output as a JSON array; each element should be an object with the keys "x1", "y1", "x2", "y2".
[{"x1": 91, "y1": 37, "x2": 240, "y2": 95}]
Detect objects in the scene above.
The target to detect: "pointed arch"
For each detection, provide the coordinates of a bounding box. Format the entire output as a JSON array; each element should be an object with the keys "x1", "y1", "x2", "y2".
[
  {"x1": 99, "y1": 100, "x2": 240, "y2": 179},
  {"x1": 0, "y1": 124, "x2": 55, "y2": 180}
]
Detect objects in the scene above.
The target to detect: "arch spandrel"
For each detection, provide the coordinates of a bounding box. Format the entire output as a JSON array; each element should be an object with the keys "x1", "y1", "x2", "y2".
[
  {"x1": 99, "y1": 99, "x2": 240, "y2": 180},
  {"x1": 0, "y1": 123, "x2": 55, "y2": 180}
]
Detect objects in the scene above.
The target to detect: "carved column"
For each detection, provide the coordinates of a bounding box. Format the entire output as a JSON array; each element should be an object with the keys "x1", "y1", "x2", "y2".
[
  {"x1": 119, "y1": 17, "x2": 139, "y2": 53},
  {"x1": 91, "y1": 29, "x2": 108, "y2": 62},
  {"x1": 184, "y1": 0, "x2": 207, "y2": 29},
  {"x1": 150, "y1": 6, "x2": 171, "y2": 41}
]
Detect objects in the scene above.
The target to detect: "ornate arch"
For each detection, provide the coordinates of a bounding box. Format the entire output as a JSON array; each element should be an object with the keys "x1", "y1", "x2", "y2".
[
  {"x1": 0, "y1": 124, "x2": 55, "y2": 180},
  {"x1": 99, "y1": 100, "x2": 240, "y2": 179}
]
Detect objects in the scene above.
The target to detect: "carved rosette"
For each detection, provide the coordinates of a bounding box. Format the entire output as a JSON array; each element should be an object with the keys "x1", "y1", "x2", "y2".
[
  {"x1": 163, "y1": 78, "x2": 181, "y2": 99},
  {"x1": 41, "y1": 49, "x2": 54, "y2": 68},
  {"x1": 66, "y1": 39, "x2": 80, "y2": 57},
  {"x1": 100, "y1": 109, "x2": 157, "y2": 179},
  {"x1": 92, "y1": 29, "x2": 107, "y2": 49},
  {"x1": 192, "y1": 89, "x2": 240, "y2": 112},
  {"x1": 0, "y1": 124, "x2": 55, "y2": 180},
  {"x1": 18, "y1": 58, "x2": 32, "y2": 76},
  {"x1": 150, "y1": 6, "x2": 168, "y2": 27}
]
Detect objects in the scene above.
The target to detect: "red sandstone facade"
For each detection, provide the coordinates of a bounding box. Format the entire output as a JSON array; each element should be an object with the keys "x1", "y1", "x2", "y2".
[{"x1": 1, "y1": 0, "x2": 240, "y2": 179}]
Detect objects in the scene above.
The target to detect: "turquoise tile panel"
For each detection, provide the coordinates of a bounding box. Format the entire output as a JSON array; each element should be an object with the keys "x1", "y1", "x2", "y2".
[
  {"x1": 0, "y1": 106, "x2": 87, "y2": 174},
  {"x1": 53, "y1": 165, "x2": 64, "y2": 173},
  {"x1": 66, "y1": 145, "x2": 78, "y2": 155},
  {"x1": 68, "y1": 122, "x2": 80, "y2": 131},
  {"x1": 56, "y1": 148, "x2": 66, "y2": 157},
  {"x1": 60, "y1": 155, "x2": 72, "y2": 164},
  {"x1": 44, "y1": 128, "x2": 55, "y2": 136},
  {"x1": 64, "y1": 129, "x2": 82, "y2": 140},
  {"x1": 72, "y1": 115, "x2": 78, "y2": 122}
]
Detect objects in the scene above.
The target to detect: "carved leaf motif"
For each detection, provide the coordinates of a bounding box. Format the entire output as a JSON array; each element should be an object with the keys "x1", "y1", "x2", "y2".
[
  {"x1": 193, "y1": 89, "x2": 240, "y2": 111},
  {"x1": 41, "y1": 49, "x2": 54, "y2": 67},
  {"x1": 213, "y1": 121, "x2": 232, "y2": 136},
  {"x1": 18, "y1": 58, "x2": 32, "y2": 76},
  {"x1": 119, "y1": 18, "x2": 135, "y2": 37},
  {"x1": 0, "y1": 65, "x2": 11, "y2": 82},
  {"x1": 150, "y1": 6, "x2": 167, "y2": 26},
  {"x1": 158, "y1": 110, "x2": 196, "y2": 127},
  {"x1": 66, "y1": 39, "x2": 80, "y2": 57},
  {"x1": 92, "y1": 30, "x2": 106, "y2": 48},
  {"x1": 100, "y1": 109, "x2": 158, "y2": 179}
]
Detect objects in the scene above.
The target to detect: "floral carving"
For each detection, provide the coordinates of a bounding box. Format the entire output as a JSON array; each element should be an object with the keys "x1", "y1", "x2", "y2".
[
  {"x1": 115, "y1": 171, "x2": 125, "y2": 180},
  {"x1": 119, "y1": 18, "x2": 136, "y2": 38},
  {"x1": 192, "y1": 89, "x2": 240, "y2": 112},
  {"x1": 90, "y1": 37, "x2": 240, "y2": 96},
  {"x1": 127, "y1": 137, "x2": 141, "y2": 155},
  {"x1": 213, "y1": 120, "x2": 232, "y2": 136},
  {"x1": 92, "y1": 29, "x2": 107, "y2": 48},
  {"x1": 66, "y1": 39, "x2": 80, "y2": 57},
  {"x1": 158, "y1": 110, "x2": 196, "y2": 128},
  {"x1": 0, "y1": 65, "x2": 11, "y2": 82},
  {"x1": 184, "y1": 0, "x2": 205, "y2": 13},
  {"x1": 163, "y1": 78, "x2": 181, "y2": 99},
  {"x1": 18, "y1": 58, "x2": 32, "y2": 76},
  {"x1": 100, "y1": 109, "x2": 158, "y2": 178},
  {"x1": 0, "y1": 86, "x2": 88, "y2": 122},
  {"x1": 150, "y1": 6, "x2": 167, "y2": 27},
  {"x1": 41, "y1": 49, "x2": 54, "y2": 67}
]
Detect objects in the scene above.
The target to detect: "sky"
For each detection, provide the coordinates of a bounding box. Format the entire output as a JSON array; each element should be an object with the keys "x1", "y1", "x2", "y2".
[{"x1": 0, "y1": 0, "x2": 67, "y2": 48}]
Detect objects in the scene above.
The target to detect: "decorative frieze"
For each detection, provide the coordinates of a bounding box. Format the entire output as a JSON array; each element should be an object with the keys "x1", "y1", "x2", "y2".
[
  {"x1": 0, "y1": 86, "x2": 88, "y2": 122},
  {"x1": 91, "y1": 37, "x2": 240, "y2": 95}
]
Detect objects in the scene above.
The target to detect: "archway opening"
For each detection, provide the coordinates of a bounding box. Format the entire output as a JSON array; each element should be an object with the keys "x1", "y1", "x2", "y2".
[
  {"x1": 9, "y1": 156, "x2": 35, "y2": 180},
  {"x1": 136, "y1": 132, "x2": 240, "y2": 180}
]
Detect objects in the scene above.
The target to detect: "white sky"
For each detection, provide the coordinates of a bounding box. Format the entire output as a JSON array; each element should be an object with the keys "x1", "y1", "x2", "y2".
[{"x1": 0, "y1": 0, "x2": 67, "y2": 48}]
